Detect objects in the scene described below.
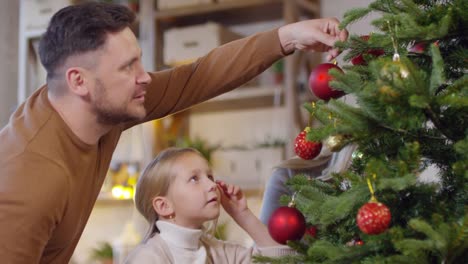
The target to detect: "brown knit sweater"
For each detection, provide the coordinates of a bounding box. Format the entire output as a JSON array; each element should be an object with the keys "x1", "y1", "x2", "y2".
[{"x1": 0, "y1": 28, "x2": 285, "y2": 263}]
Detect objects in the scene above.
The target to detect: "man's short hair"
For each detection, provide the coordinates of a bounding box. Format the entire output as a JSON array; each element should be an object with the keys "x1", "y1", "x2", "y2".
[{"x1": 39, "y1": 2, "x2": 135, "y2": 81}]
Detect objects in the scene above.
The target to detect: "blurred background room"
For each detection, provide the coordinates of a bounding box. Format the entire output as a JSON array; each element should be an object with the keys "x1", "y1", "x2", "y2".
[{"x1": 1, "y1": 1, "x2": 383, "y2": 263}]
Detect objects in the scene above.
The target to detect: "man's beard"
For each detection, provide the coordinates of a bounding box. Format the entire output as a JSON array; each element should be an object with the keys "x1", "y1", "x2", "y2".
[{"x1": 92, "y1": 79, "x2": 145, "y2": 126}]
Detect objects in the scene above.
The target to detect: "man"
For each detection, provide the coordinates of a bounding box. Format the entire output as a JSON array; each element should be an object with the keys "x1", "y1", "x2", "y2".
[{"x1": 0, "y1": 2, "x2": 347, "y2": 263}]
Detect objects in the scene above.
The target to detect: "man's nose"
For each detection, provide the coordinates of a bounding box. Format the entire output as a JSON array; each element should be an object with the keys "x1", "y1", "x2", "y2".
[{"x1": 136, "y1": 65, "x2": 151, "y2": 85}]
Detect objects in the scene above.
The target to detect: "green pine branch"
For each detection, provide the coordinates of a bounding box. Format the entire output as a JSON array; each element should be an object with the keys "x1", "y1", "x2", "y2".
[{"x1": 259, "y1": 1, "x2": 467, "y2": 263}]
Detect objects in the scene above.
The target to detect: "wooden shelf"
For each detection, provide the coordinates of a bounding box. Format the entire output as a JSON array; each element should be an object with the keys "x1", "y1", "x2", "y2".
[
  {"x1": 155, "y1": 0, "x2": 282, "y2": 21},
  {"x1": 154, "y1": 1, "x2": 284, "y2": 28},
  {"x1": 190, "y1": 85, "x2": 284, "y2": 113}
]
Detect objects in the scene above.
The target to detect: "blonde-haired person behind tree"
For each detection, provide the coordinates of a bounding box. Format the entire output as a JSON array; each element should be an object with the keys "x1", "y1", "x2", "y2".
[
  {"x1": 259, "y1": 144, "x2": 357, "y2": 225},
  {"x1": 127, "y1": 147, "x2": 295, "y2": 263}
]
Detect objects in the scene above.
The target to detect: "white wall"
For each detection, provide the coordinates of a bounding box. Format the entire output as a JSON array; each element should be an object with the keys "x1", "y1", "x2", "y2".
[{"x1": 0, "y1": 0, "x2": 19, "y2": 128}]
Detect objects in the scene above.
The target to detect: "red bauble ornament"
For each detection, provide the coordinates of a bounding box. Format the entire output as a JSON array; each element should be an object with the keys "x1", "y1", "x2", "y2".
[
  {"x1": 268, "y1": 206, "x2": 306, "y2": 244},
  {"x1": 351, "y1": 54, "x2": 366, "y2": 66},
  {"x1": 356, "y1": 202, "x2": 391, "y2": 235},
  {"x1": 409, "y1": 42, "x2": 427, "y2": 54},
  {"x1": 294, "y1": 127, "x2": 322, "y2": 160},
  {"x1": 305, "y1": 225, "x2": 317, "y2": 238},
  {"x1": 351, "y1": 35, "x2": 385, "y2": 65},
  {"x1": 308, "y1": 63, "x2": 345, "y2": 101}
]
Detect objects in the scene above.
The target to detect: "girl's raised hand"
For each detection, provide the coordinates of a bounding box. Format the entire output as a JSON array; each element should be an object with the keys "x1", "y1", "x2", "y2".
[
  {"x1": 216, "y1": 180, "x2": 280, "y2": 247},
  {"x1": 216, "y1": 180, "x2": 248, "y2": 218}
]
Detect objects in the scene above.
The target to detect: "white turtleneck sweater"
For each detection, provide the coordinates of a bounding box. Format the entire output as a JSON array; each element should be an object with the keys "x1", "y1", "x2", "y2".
[
  {"x1": 125, "y1": 221, "x2": 295, "y2": 264},
  {"x1": 157, "y1": 221, "x2": 207, "y2": 264}
]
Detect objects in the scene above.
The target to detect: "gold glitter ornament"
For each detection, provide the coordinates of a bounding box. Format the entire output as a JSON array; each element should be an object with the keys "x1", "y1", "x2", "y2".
[
  {"x1": 379, "y1": 52, "x2": 412, "y2": 82},
  {"x1": 379, "y1": 85, "x2": 400, "y2": 98},
  {"x1": 323, "y1": 134, "x2": 347, "y2": 152},
  {"x1": 380, "y1": 59, "x2": 410, "y2": 81}
]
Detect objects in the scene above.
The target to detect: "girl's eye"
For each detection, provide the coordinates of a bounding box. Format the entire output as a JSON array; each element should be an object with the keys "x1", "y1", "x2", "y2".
[
  {"x1": 190, "y1": 175, "x2": 199, "y2": 182},
  {"x1": 207, "y1": 175, "x2": 215, "y2": 182}
]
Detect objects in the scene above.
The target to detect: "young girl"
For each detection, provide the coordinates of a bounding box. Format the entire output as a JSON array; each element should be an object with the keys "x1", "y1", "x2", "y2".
[{"x1": 126, "y1": 147, "x2": 294, "y2": 263}]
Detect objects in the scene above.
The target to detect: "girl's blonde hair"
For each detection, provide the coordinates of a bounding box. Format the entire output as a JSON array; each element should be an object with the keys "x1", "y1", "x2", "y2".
[{"x1": 135, "y1": 147, "x2": 204, "y2": 241}]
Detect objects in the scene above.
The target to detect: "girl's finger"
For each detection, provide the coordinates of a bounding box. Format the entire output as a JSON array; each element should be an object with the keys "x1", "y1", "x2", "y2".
[
  {"x1": 215, "y1": 180, "x2": 225, "y2": 187},
  {"x1": 216, "y1": 180, "x2": 226, "y2": 189},
  {"x1": 228, "y1": 184, "x2": 235, "y2": 195},
  {"x1": 216, "y1": 182, "x2": 228, "y2": 195},
  {"x1": 232, "y1": 185, "x2": 240, "y2": 195}
]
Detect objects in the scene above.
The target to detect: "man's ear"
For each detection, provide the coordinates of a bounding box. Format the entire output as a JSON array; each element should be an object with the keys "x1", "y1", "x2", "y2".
[
  {"x1": 152, "y1": 196, "x2": 174, "y2": 218},
  {"x1": 65, "y1": 67, "x2": 89, "y2": 97}
]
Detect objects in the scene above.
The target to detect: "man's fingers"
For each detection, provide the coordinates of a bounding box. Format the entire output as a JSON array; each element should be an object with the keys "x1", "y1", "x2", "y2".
[
  {"x1": 314, "y1": 31, "x2": 338, "y2": 48},
  {"x1": 327, "y1": 48, "x2": 341, "y2": 61},
  {"x1": 339, "y1": 29, "x2": 349, "y2": 42}
]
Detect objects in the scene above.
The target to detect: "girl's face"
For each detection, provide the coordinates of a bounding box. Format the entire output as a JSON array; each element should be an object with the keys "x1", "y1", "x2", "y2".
[{"x1": 166, "y1": 152, "x2": 220, "y2": 229}]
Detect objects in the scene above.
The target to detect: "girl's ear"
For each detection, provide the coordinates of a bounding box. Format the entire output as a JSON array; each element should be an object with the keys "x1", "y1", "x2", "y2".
[{"x1": 152, "y1": 196, "x2": 174, "y2": 218}]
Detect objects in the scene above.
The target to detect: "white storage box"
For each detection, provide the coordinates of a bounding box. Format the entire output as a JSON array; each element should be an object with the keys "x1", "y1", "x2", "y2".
[
  {"x1": 164, "y1": 22, "x2": 242, "y2": 66},
  {"x1": 211, "y1": 147, "x2": 284, "y2": 190},
  {"x1": 22, "y1": 0, "x2": 71, "y2": 31},
  {"x1": 158, "y1": 0, "x2": 213, "y2": 10}
]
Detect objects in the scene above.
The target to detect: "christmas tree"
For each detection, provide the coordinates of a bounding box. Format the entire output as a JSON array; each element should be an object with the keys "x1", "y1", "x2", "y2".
[{"x1": 259, "y1": 0, "x2": 467, "y2": 263}]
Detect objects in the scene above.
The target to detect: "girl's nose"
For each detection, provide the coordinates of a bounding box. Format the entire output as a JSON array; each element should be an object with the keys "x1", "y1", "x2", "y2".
[{"x1": 207, "y1": 180, "x2": 217, "y2": 192}]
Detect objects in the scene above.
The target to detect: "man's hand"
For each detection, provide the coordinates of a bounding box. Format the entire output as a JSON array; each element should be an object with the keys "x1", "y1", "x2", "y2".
[{"x1": 278, "y1": 17, "x2": 349, "y2": 61}]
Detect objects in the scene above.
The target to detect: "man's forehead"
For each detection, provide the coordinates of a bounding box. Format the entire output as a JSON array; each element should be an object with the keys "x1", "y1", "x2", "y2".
[{"x1": 104, "y1": 27, "x2": 138, "y2": 48}]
